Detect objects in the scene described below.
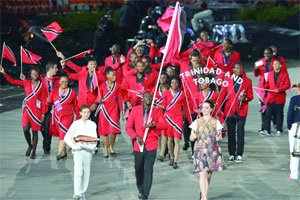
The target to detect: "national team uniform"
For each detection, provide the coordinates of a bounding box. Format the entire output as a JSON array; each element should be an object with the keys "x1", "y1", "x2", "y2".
[
  {"x1": 4, "y1": 74, "x2": 48, "y2": 130},
  {"x1": 97, "y1": 81, "x2": 123, "y2": 136},
  {"x1": 49, "y1": 88, "x2": 80, "y2": 140},
  {"x1": 162, "y1": 89, "x2": 191, "y2": 140}
]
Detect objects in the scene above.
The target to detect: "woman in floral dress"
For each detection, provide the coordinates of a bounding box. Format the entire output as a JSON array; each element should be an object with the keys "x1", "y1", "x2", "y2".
[{"x1": 190, "y1": 99, "x2": 226, "y2": 200}]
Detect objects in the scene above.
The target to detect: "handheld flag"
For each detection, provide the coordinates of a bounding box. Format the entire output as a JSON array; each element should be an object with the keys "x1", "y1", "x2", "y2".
[
  {"x1": 205, "y1": 57, "x2": 217, "y2": 70},
  {"x1": 253, "y1": 87, "x2": 265, "y2": 103},
  {"x1": 21, "y1": 46, "x2": 42, "y2": 64},
  {"x1": 90, "y1": 70, "x2": 98, "y2": 92},
  {"x1": 1, "y1": 42, "x2": 17, "y2": 66},
  {"x1": 64, "y1": 49, "x2": 94, "y2": 61},
  {"x1": 74, "y1": 49, "x2": 94, "y2": 59},
  {"x1": 41, "y1": 21, "x2": 63, "y2": 42}
]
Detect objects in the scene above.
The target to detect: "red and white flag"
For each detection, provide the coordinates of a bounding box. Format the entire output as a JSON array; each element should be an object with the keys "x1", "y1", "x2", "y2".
[
  {"x1": 41, "y1": 21, "x2": 63, "y2": 42},
  {"x1": 21, "y1": 46, "x2": 42, "y2": 64},
  {"x1": 253, "y1": 87, "x2": 265, "y2": 103},
  {"x1": 205, "y1": 57, "x2": 217, "y2": 70},
  {"x1": 159, "y1": 2, "x2": 186, "y2": 65},
  {"x1": 90, "y1": 70, "x2": 98, "y2": 92},
  {"x1": 1, "y1": 42, "x2": 16, "y2": 66},
  {"x1": 74, "y1": 49, "x2": 94, "y2": 59}
]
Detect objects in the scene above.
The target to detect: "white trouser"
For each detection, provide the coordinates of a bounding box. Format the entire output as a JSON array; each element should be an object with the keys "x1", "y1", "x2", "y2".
[
  {"x1": 289, "y1": 122, "x2": 300, "y2": 179},
  {"x1": 73, "y1": 150, "x2": 92, "y2": 196}
]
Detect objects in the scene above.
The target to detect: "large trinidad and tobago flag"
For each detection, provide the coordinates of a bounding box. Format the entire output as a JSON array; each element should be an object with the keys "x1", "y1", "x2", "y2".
[
  {"x1": 41, "y1": 21, "x2": 63, "y2": 42},
  {"x1": 2, "y1": 42, "x2": 17, "y2": 66},
  {"x1": 21, "y1": 46, "x2": 42, "y2": 64},
  {"x1": 157, "y1": 2, "x2": 186, "y2": 65}
]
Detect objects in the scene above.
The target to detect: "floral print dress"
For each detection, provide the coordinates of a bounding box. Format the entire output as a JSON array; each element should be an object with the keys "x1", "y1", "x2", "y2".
[{"x1": 190, "y1": 118, "x2": 227, "y2": 172}]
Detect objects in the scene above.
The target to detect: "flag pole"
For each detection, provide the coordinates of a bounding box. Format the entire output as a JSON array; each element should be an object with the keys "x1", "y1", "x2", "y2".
[
  {"x1": 49, "y1": 41, "x2": 58, "y2": 53},
  {"x1": 20, "y1": 46, "x2": 23, "y2": 74},
  {"x1": 253, "y1": 87, "x2": 275, "y2": 92},
  {"x1": 1, "y1": 42, "x2": 4, "y2": 66},
  {"x1": 64, "y1": 50, "x2": 88, "y2": 61},
  {"x1": 141, "y1": 2, "x2": 181, "y2": 152}
]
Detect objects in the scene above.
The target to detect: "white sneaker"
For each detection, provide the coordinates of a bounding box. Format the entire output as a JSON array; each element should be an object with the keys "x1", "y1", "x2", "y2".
[
  {"x1": 73, "y1": 195, "x2": 81, "y2": 200},
  {"x1": 259, "y1": 130, "x2": 265, "y2": 135},
  {"x1": 228, "y1": 155, "x2": 235, "y2": 162},
  {"x1": 276, "y1": 131, "x2": 282, "y2": 137},
  {"x1": 236, "y1": 155, "x2": 243, "y2": 162},
  {"x1": 263, "y1": 130, "x2": 271, "y2": 136}
]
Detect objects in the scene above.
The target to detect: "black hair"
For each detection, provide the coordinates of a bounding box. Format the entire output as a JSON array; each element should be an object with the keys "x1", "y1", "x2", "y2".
[
  {"x1": 142, "y1": 55, "x2": 151, "y2": 63},
  {"x1": 86, "y1": 55, "x2": 97, "y2": 63},
  {"x1": 224, "y1": 38, "x2": 233, "y2": 45},
  {"x1": 28, "y1": 66, "x2": 40, "y2": 77},
  {"x1": 264, "y1": 47, "x2": 273, "y2": 54},
  {"x1": 105, "y1": 66, "x2": 114, "y2": 75},
  {"x1": 169, "y1": 75, "x2": 182, "y2": 88},
  {"x1": 274, "y1": 59, "x2": 282, "y2": 65},
  {"x1": 189, "y1": 49, "x2": 200, "y2": 58},
  {"x1": 160, "y1": 71, "x2": 170, "y2": 79},
  {"x1": 233, "y1": 61, "x2": 243, "y2": 68}
]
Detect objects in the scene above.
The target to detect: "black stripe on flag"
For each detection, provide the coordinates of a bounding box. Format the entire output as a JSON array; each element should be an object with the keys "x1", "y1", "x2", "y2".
[{"x1": 166, "y1": 115, "x2": 182, "y2": 134}]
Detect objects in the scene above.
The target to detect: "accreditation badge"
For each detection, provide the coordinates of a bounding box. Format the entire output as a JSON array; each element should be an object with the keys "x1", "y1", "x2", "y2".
[
  {"x1": 36, "y1": 99, "x2": 41, "y2": 109},
  {"x1": 55, "y1": 100, "x2": 63, "y2": 111}
]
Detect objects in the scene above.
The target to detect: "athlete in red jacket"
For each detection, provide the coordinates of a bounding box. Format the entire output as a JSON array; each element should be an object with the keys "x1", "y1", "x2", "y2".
[
  {"x1": 97, "y1": 67, "x2": 124, "y2": 158},
  {"x1": 253, "y1": 47, "x2": 278, "y2": 133},
  {"x1": 263, "y1": 59, "x2": 291, "y2": 136},
  {"x1": 160, "y1": 76, "x2": 192, "y2": 169},
  {"x1": 48, "y1": 75, "x2": 80, "y2": 160},
  {"x1": 104, "y1": 44, "x2": 126, "y2": 84},
  {"x1": 125, "y1": 92, "x2": 166, "y2": 200},
  {"x1": 0, "y1": 66, "x2": 48, "y2": 159},
  {"x1": 217, "y1": 62, "x2": 253, "y2": 162},
  {"x1": 213, "y1": 39, "x2": 240, "y2": 77}
]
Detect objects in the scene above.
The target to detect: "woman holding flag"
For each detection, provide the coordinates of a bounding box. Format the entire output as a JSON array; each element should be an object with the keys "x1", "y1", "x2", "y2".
[
  {"x1": 97, "y1": 67, "x2": 124, "y2": 158},
  {"x1": 0, "y1": 65, "x2": 48, "y2": 159}
]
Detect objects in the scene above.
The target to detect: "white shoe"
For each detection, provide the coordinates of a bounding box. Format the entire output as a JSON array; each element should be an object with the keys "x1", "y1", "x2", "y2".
[
  {"x1": 228, "y1": 155, "x2": 235, "y2": 162},
  {"x1": 276, "y1": 131, "x2": 282, "y2": 137},
  {"x1": 236, "y1": 155, "x2": 243, "y2": 162},
  {"x1": 263, "y1": 130, "x2": 271, "y2": 136},
  {"x1": 73, "y1": 195, "x2": 81, "y2": 200}
]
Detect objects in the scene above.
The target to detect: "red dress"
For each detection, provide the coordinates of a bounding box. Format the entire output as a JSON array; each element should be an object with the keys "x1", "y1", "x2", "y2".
[
  {"x1": 161, "y1": 89, "x2": 191, "y2": 139},
  {"x1": 97, "y1": 81, "x2": 123, "y2": 136},
  {"x1": 4, "y1": 74, "x2": 48, "y2": 130},
  {"x1": 49, "y1": 88, "x2": 80, "y2": 140}
]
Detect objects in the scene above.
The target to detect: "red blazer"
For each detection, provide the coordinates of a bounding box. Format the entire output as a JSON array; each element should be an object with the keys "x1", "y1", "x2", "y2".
[
  {"x1": 263, "y1": 69, "x2": 291, "y2": 104},
  {"x1": 104, "y1": 54, "x2": 124, "y2": 84},
  {"x1": 65, "y1": 62, "x2": 105, "y2": 107},
  {"x1": 218, "y1": 75, "x2": 253, "y2": 118},
  {"x1": 121, "y1": 73, "x2": 152, "y2": 106},
  {"x1": 253, "y1": 57, "x2": 277, "y2": 89},
  {"x1": 125, "y1": 105, "x2": 166, "y2": 152},
  {"x1": 213, "y1": 50, "x2": 240, "y2": 74}
]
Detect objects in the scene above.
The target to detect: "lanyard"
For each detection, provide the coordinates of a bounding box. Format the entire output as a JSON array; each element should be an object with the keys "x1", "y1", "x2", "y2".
[
  {"x1": 166, "y1": 90, "x2": 179, "y2": 111},
  {"x1": 105, "y1": 81, "x2": 118, "y2": 102},
  {"x1": 199, "y1": 89, "x2": 212, "y2": 109},
  {"x1": 46, "y1": 77, "x2": 54, "y2": 91},
  {"x1": 59, "y1": 89, "x2": 66, "y2": 100},
  {"x1": 31, "y1": 80, "x2": 39, "y2": 97},
  {"x1": 223, "y1": 54, "x2": 228, "y2": 67}
]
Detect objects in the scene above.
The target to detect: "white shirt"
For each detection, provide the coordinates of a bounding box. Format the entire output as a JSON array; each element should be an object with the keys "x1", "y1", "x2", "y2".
[
  {"x1": 64, "y1": 119, "x2": 97, "y2": 152},
  {"x1": 189, "y1": 118, "x2": 223, "y2": 132}
]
